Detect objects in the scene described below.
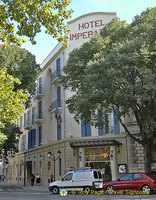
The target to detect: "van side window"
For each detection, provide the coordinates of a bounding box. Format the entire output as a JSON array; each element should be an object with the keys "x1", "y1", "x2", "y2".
[
  {"x1": 98, "y1": 171, "x2": 102, "y2": 179},
  {"x1": 94, "y1": 171, "x2": 98, "y2": 179},
  {"x1": 63, "y1": 173, "x2": 73, "y2": 181}
]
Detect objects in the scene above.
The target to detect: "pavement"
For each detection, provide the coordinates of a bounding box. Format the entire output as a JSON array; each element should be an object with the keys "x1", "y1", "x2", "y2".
[{"x1": 0, "y1": 181, "x2": 49, "y2": 192}]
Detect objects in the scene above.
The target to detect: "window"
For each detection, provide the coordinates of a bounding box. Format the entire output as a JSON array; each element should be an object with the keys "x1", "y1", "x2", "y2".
[
  {"x1": 39, "y1": 77, "x2": 42, "y2": 93},
  {"x1": 114, "y1": 107, "x2": 119, "y2": 134},
  {"x1": 57, "y1": 86, "x2": 61, "y2": 107},
  {"x1": 32, "y1": 106, "x2": 36, "y2": 124},
  {"x1": 98, "y1": 171, "x2": 102, "y2": 179},
  {"x1": 39, "y1": 126, "x2": 42, "y2": 146},
  {"x1": 81, "y1": 120, "x2": 91, "y2": 137},
  {"x1": 120, "y1": 174, "x2": 133, "y2": 181},
  {"x1": 38, "y1": 101, "x2": 42, "y2": 119},
  {"x1": 98, "y1": 109, "x2": 104, "y2": 136},
  {"x1": 94, "y1": 171, "x2": 98, "y2": 179},
  {"x1": 133, "y1": 174, "x2": 142, "y2": 180},
  {"x1": 63, "y1": 173, "x2": 73, "y2": 181},
  {"x1": 56, "y1": 57, "x2": 61, "y2": 76},
  {"x1": 24, "y1": 113, "x2": 26, "y2": 128},
  {"x1": 28, "y1": 129, "x2": 36, "y2": 149},
  {"x1": 27, "y1": 110, "x2": 31, "y2": 126}
]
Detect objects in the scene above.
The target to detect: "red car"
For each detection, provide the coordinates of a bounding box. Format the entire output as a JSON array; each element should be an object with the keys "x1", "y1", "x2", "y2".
[{"x1": 103, "y1": 173, "x2": 156, "y2": 193}]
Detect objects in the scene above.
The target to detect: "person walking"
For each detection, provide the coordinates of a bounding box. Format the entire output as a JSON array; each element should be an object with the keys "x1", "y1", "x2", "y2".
[
  {"x1": 36, "y1": 174, "x2": 41, "y2": 186},
  {"x1": 50, "y1": 174, "x2": 53, "y2": 183},
  {"x1": 30, "y1": 174, "x2": 35, "y2": 186}
]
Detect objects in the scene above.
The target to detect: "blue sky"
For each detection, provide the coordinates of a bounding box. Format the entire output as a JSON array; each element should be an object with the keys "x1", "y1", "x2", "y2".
[{"x1": 22, "y1": 0, "x2": 155, "y2": 64}]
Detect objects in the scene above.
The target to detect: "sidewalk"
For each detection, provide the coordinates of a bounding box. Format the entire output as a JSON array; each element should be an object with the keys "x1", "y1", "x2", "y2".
[
  {"x1": 23, "y1": 184, "x2": 49, "y2": 192},
  {"x1": 1, "y1": 182, "x2": 49, "y2": 193}
]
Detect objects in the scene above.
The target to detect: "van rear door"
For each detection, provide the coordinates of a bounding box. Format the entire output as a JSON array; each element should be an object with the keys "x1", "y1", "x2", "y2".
[{"x1": 94, "y1": 170, "x2": 103, "y2": 189}]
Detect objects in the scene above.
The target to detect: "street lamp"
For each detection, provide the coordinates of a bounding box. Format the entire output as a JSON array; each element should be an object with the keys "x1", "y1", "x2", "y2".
[{"x1": 47, "y1": 150, "x2": 61, "y2": 181}]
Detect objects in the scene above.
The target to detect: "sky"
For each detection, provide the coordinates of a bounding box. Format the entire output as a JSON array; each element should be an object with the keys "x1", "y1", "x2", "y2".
[{"x1": 22, "y1": 0, "x2": 156, "y2": 64}]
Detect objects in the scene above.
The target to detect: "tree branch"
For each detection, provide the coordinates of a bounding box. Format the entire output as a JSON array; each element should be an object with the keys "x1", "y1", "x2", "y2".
[{"x1": 118, "y1": 117, "x2": 143, "y2": 145}]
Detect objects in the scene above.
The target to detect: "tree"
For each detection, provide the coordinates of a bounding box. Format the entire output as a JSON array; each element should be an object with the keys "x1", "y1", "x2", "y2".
[
  {"x1": 0, "y1": 45, "x2": 40, "y2": 94},
  {"x1": 0, "y1": 0, "x2": 73, "y2": 47},
  {"x1": 61, "y1": 8, "x2": 156, "y2": 173},
  {"x1": 0, "y1": 68, "x2": 28, "y2": 126},
  {"x1": 0, "y1": 123, "x2": 21, "y2": 158},
  {"x1": 0, "y1": 45, "x2": 39, "y2": 153}
]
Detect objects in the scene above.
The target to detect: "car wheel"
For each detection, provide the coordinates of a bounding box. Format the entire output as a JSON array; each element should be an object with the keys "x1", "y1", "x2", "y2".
[
  {"x1": 83, "y1": 186, "x2": 91, "y2": 193},
  {"x1": 106, "y1": 185, "x2": 114, "y2": 194},
  {"x1": 141, "y1": 185, "x2": 151, "y2": 193},
  {"x1": 52, "y1": 186, "x2": 59, "y2": 194}
]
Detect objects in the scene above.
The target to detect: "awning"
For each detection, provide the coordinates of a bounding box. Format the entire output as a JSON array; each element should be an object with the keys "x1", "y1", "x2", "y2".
[{"x1": 70, "y1": 139, "x2": 122, "y2": 148}]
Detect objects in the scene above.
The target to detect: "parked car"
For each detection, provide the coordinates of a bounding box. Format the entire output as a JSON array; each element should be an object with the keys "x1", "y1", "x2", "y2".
[
  {"x1": 103, "y1": 173, "x2": 156, "y2": 193},
  {"x1": 49, "y1": 169, "x2": 103, "y2": 194}
]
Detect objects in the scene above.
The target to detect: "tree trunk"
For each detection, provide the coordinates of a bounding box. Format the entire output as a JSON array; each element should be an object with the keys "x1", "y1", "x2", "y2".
[{"x1": 143, "y1": 139, "x2": 152, "y2": 173}]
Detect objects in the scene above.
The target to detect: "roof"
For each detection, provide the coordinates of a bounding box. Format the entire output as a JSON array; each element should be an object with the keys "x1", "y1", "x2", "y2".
[{"x1": 70, "y1": 139, "x2": 122, "y2": 148}]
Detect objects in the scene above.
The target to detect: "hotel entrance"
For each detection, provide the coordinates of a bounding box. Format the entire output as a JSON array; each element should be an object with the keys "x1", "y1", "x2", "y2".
[
  {"x1": 85, "y1": 147, "x2": 111, "y2": 182},
  {"x1": 70, "y1": 139, "x2": 122, "y2": 181}
]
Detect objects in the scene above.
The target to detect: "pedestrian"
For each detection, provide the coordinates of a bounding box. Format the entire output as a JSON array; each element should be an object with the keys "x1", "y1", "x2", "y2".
[
  {"x1": 36, "y1": 174, "x2": 41, "y2": 186},
  {"x1": 50, "y1": 174, "x2": 53, "y2": 183},
  {"x1": 1, "y1": 175, "x2": 4, "y2": 182},
  {"x1": 30, "y1": 173, "x2": 35, "y2": 186}
]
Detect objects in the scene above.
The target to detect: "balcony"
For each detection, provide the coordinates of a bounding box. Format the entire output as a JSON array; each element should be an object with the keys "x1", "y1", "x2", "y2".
[
  {"x1": 35, "y1": 112, "x2": 43, "y2": 124},
  {"x1": 34, "y1": 88, "x2": 43, "y2": 100},
  {"x1": 50, "y1": 70, "x2": 61, "y2": 86},
  {"x1": 24, "y1": 120, "x2": 32, "y2": 130},
  {"x1": 50, "y1": 100, "x2": 63, "y2": 113}
]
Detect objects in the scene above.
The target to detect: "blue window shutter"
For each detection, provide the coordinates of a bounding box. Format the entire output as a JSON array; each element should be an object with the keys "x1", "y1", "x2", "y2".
[
  {"x1": 57, "y1": 86, "x2": 61, "y2": 107},
  {"x1": 98, "y1": 109, "x2": 104, "y2": 136},
  {"x1": 28, "y1": 131, "x2": 31, "y2": 149},
  {"x1": 59, "y1": 158, "x2": 61, "y2": 176},
  {"x1": 31, "y1": 130, "x2": 33, "y2": 148},
  {"x1": 86, "y1": 122, "x2": 91, "y2": 136},
  {"x1": 39, "y1": 101, "x2": 42, "y2": 119},
  {"x1": 32, "y1": 129, "x2": 36, "y2": 147},
  {"x1": 114, "y1": 107, "x2": 119, "y2": 134},
  {"x1": 98, "y1": 128, "x2": 104, "y2": 136},
  {"x1": 56, "y1": 58, "x2": 61, "y2": 76},
  {"x1": 24, "y1": 113, "x2": 26, "y2": 127},
  {"x1": 32, "y1": 107, "x2": 35, "y2": 124},
  {"x1": 81, "y1": 120, "x2": 85, "y2": 137},
  {"x1": 39, "y1": 77, "x2": 42, "y2": 93},
  {"x1": 39, "y1": 126, "x2": 42, "y2": 146}
]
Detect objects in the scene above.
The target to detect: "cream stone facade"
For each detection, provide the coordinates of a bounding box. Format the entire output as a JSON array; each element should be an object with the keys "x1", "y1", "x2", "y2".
[{"x1": 7, "y1": 12, "x2": 156, "y2": 186}]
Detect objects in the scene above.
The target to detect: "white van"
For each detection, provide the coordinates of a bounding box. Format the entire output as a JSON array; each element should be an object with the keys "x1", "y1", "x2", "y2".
[{"x1": 49, "y1": 169, "x2": 103, "y2": 194}]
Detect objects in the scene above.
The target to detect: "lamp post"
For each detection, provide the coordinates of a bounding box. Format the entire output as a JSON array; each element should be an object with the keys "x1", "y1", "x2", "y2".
[{"x1": 48, "y1": 150, "x2": 61, "y2": 181}]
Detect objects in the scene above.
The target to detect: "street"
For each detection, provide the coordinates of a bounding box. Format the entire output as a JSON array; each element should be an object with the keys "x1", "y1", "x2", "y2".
[{"x1": 0, "y1": 183, "x2": 156, "y2": 200}]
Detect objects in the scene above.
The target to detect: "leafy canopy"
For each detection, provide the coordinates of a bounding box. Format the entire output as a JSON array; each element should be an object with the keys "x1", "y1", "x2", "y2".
[
  {"x1": 0, "y1": 68, "x2": 28, "y2": 125},
  {"x1": 0, "y1": 0, "x2": 73, "y2": 46},
  {"x1": 0, "y1": 45, "x2": 40, "y2": 94},
  {"x1": 61, "y1": 7, "x2": 156, "y2": 143},
  {"x1": 61, "y1": 7, "x2": 156, "y2": 172}
]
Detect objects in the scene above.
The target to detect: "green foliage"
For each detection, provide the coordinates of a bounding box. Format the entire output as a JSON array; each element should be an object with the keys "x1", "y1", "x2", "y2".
[
  {"x1": 0, "y1": 45, "x2": 40, "y2": 94},
  {"x1": 0, "y1": 123, "x2": 21, "y2": 156},
  {"x1": 61, "y1": 7, "x2": 156, "y2": 171},
  {"x1": 0, "y1": 68, "x2": 28, "y2": 125},
  {"x1": 0, "y1": 0, "x2": 73, "y2": 46}
]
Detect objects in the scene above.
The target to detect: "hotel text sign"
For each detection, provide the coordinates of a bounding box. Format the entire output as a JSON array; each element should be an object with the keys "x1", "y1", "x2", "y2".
[{"x1": 70, "y1": 19, "x2": 105, "y2": 41}]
